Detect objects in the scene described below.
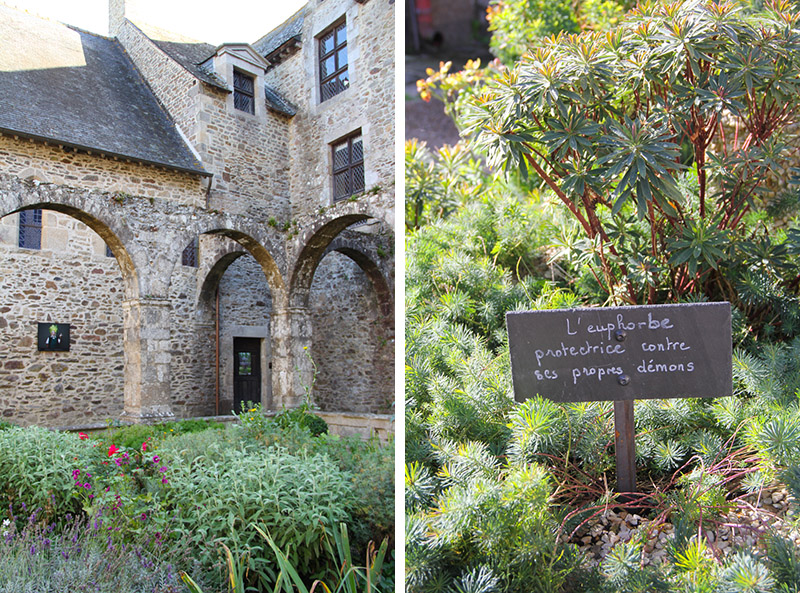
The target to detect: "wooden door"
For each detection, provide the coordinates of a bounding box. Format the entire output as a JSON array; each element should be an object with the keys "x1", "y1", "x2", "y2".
[{"x1": 233, "y1": 337, "x2": 261, "y2": 413}]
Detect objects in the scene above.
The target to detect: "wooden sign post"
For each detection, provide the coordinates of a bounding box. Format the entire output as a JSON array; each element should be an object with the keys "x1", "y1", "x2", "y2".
[{"x1": 507, "y1": 303, "x2": 732, "y2": 493}]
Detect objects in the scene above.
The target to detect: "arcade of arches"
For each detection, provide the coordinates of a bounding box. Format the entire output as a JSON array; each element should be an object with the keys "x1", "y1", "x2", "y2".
[{"x1": 0, "y1": 174, "x2": 394, "y2": 428}]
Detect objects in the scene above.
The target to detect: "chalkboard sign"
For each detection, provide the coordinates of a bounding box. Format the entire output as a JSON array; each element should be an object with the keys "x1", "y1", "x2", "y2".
[{"x1": 507, "y1": 303, "x2": 732, "y2": 403}]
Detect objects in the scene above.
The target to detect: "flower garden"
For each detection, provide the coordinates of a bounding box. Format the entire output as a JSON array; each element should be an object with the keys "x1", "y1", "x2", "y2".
[{"x1": 0, "y1": 409, "x2": 393, "y2": 592}]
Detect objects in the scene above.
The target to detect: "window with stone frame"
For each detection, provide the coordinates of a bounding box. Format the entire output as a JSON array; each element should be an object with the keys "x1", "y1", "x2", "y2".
[
  {"x1": 332, "y1": 131, "x2": 364, "y2": 202},
  {"x1": 233, "y1": 69, "x2": 255, "y2": 114},
  {"x1": 18, "y1": 209, "x2": 42, "y2": 249},
  {"x1": 319, "y1": 20, "x2": 348, "y2": 102},
  {"x1": 181, "y1": 237, "x2": 199, "y2": 267}
]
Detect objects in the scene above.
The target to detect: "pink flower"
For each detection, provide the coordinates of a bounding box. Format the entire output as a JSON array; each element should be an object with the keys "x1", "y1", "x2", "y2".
[
  {"x1": 141, "y1": 441, "x2": 147, "y2": 452},
  {"x1": 107, "y1": 445, "x2": 119, "y2": 457},
  {"x1": 78, "y1": 433, "x2": 88, "y2": 440}
]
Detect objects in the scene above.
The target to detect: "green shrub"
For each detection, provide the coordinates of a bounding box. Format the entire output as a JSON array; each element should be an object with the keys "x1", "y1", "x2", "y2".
[
  {"x1": 274, "y1": 406, "x2": 329, "y2": 436},
  {"x1": 163, "y1": 440, "x2": 354, "y2": 590},
  {"x1": 314, "y1": 435, "x2": 394, "y2": 556},
  {"x1": 104, "y1": 418, "x2": 226, "y2": 450},
  {"x1": 0, "y1": 426, "x2": 91, "y2": 522}
]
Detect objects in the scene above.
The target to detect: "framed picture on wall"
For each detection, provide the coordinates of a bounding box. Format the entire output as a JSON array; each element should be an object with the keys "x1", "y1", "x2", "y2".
[{"x1": 37, "y1": 323, "x2": 70, "y2": 351}]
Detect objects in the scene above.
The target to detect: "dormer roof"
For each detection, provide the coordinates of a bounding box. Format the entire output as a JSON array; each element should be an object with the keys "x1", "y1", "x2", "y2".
[{"x1": 253, "y1": 6, "x2": 305, "y2": 66}]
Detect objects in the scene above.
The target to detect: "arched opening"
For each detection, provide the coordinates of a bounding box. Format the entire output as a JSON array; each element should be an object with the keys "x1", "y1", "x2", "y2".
[
  {"x1": 310, "y1": 248, "x2": 394, "y2": 414},
  {"x1": 290, "y1": 215, "x2": 394, "y2": 415},
  {"x1": 167, "y1": 229, "x2": 281, "y2": 418},
  {"x1": 0, "y1": 205, "x2": 137, "y2": 427}
]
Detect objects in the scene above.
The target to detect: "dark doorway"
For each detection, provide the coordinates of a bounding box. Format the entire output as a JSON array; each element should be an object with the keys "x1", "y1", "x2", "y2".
[{"x1": 233, "y1": 337, "x2": 261, "y2": 413}]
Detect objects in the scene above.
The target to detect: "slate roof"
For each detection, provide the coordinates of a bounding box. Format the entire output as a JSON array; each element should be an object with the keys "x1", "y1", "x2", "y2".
[
  {"x1": 136, "y1": 21, "x2": 296, "y2": 117},
  {"x1": 132, "y1": 22, "x2": 228, "y2": 90},
  {"x1": 0, "y1": 6, "x2": 208, "y2": 176},
  {"x1": 264, "y1": 86, "x2": 297, "y2": 117},
  {"x1": 252, "y1": 7, "x2": 305, "y2": 59}
]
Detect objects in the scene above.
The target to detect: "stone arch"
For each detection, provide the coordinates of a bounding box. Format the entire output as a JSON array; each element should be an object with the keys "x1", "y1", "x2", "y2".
[
  {"x1": 323, "y1": 231, "x2": 393, "y2": 317},
  {"x1": 0, "y1": 177, "x2": 145, "y2": 426},
  {"x1": 0, "y1": 175, "x2": 139, "y2": 299},
  {"x1": 166, "y1": 222, "x2": 285, "y2": 416},
  {"x1": 289, "y1": 212, "x2": 394, "y2": 414},
  {"x1": 197, "y1": 248, "x2": 249, "y2": 313},
  {"x1": 166, "y1": 214, "x2": 288, "y2": 306},
  {"x1": 288, "y1": 208, "x2": 392, "y2": 309}
]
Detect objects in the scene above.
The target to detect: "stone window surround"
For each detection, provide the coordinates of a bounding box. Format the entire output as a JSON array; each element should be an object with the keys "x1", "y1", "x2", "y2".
[
  {"x1": 317, "y1": 18, "x2": 348, "y2": 103},
  {"x1": 323, "y1": 119, "x2": 369, "y2": 205},
  {"x1": 233, "y1": 69, "x2": 255, "y2": 114},
  {"x1": 203, "y1": 45, "x2": 269, "y2": 120},
  {"x1": 307, "y1": 8, "x2": 358, "y2": 111},
  {"x1": 331, "y1": 129, "x2": 364, "y2": 202}
]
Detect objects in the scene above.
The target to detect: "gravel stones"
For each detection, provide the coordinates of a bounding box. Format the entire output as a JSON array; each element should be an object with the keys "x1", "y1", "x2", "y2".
[{"x1": 572, "y1": 486, "x2": 796, "y2": 567}]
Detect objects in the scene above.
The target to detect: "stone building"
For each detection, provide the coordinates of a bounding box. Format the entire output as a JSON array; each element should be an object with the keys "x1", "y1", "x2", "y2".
[{"x1": 0, "y1": 0, "x2": 395, "y2": 435}]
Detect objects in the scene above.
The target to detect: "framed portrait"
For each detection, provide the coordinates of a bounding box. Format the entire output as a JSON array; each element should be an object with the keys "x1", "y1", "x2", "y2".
[{"x1": 38, "y1": 323, "x2": 70, "y2": 351}]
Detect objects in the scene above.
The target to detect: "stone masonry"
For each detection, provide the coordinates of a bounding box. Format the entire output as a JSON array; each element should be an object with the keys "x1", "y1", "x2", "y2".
[{"x1": 0, "y1": 0, "x2": 394, "y2": 428}]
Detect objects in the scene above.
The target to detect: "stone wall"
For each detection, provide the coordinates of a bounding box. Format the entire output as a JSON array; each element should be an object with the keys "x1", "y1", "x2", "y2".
[
  {"x1": 0, "y1": 223, "x2": 125, "y2": 427},
  {"x1": 0, "y1": 134, "x2": 204, "y2": 206},
  {"x1": 265, "y1": 0, "x2": 395, "y2": 219},
  {"x1": 310, "y1": 251, "x2": 394, "y2": 414},
  {"x1": 167, "y1": 263, "x2": 215, "y2": 418},
  {"x1": 116, "y1": 21, "x2": 292, "y2": 222}
]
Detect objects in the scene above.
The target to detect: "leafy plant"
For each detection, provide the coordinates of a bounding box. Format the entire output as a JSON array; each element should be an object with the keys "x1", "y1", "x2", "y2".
[
  {"x1": 463, "y1": 0, "x2": 800, "y2": 330},
  {"x1": 257, "y1": 522, "x2": 389, "y2": 593}
]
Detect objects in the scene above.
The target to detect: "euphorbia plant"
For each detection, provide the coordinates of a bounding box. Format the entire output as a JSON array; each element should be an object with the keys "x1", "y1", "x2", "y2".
[{"x1": 462, "y1": 0, "x2": 800, "y2": 337}]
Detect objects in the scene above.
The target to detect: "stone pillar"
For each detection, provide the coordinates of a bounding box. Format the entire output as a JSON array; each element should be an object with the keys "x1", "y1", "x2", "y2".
[
  {"x1": 121, "y1": 297, "x2": 174, "y2": 423},
  {"x1": 270, "y1": 306, "x2": 313, "y2": 410}
]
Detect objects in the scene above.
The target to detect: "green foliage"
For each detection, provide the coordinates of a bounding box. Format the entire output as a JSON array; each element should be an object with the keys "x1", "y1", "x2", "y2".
[
  {"x1": 486, "y1": 0, "x2": 579, "y2": 64},
  {"x1": 258, "y1": 522, "x2": 389, "y2": 593},
  {"x1": 408, "y1": 460, "x2": 587, "y2": 593},
  {"x1": 274, "y1": 406, "x2": 329, "y2": 436},
  {"x1": 765, "y1": 534, "x2": 800, "y2": 591},
  {"x1": 0, "y1": 426, "x2": 88, "y2": 521},
  {"x1": 103, "y1": 418, "x2": 225, "y2": 450},
  {"x1": 163, "y1": 440, "x2": 353, "y2": 590},
  {"x1": 406, "y1": 3, "x2": 800, "y2": 592},
  {"x1": 718, "y1": 552, "x2": 775, "y2": 593},
  {"x1": 463, "y1": 0, "x2": 800, "y2": 328}
]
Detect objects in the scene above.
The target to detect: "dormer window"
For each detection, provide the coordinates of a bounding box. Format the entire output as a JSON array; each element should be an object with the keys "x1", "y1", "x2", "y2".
[
  {"x1": 233, "y1": 70, "x2": 255, "y2": 114},
  {"x1": 319, "y1": 20, "x2": 348, "y2": 102}
]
